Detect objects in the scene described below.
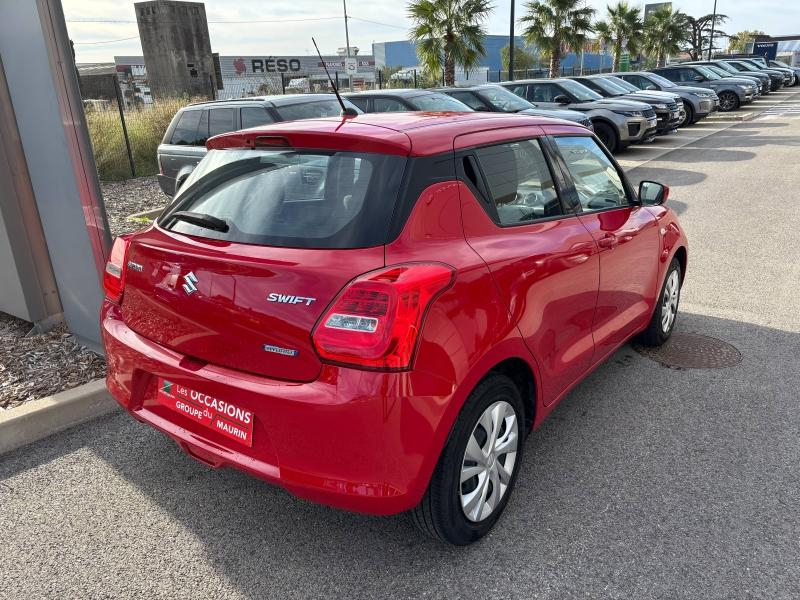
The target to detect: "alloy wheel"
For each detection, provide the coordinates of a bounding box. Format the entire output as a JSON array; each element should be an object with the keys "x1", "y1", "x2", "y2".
[
  {"x1": 718, "y1": 92, "x2": 736, "y2": 112},
  {"x1": 661, "y1": 270, "x2": 680, "y2": 333},
  {"x1": 459, "y1": 400, "x2": 519, "y2": 523}
]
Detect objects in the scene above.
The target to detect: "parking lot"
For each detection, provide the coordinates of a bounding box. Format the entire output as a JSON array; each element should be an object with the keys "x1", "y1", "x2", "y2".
[{"x1": 2, "y1": 89, "x2": 799, "y2": 600}]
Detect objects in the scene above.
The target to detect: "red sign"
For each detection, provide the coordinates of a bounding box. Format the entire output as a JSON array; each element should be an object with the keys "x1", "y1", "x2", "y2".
[{"x1": 156, "y1": 378, "x2": 254, "y2": 447}]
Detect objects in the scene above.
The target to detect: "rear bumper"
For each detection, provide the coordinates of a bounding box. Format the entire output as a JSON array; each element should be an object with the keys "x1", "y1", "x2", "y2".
[
  {"x1": 157, "y1": 174, "x2": 176, "y2": 197},
  {"x1": 101, "y1": 302, "x2": 455, "y2": 515}
]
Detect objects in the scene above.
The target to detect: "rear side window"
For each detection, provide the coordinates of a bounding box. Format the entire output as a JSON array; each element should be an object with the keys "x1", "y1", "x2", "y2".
[
  {"x1": 209, "y1": 108, "x2": 236, "y2": 137},
  {"x1": 170, "y1": 110, "x2": 202, "y2": 145},
  {"x1": 161, "y1": 149, "x2": 407, "y2": 249},
  {"x1": 241, "y1": 107, "x2": 275, "y2": 129},
  {"x1": 373, "y1": 97, "x2": 408, "y2": 112},
  {"x1": 474, "y1": 139, "x2": 563, "y2": 225}
]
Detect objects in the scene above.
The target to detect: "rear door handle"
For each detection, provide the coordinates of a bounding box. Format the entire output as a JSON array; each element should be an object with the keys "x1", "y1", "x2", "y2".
[{"x1": 597, "y1": 234, "x2": 618, "y2": 249}]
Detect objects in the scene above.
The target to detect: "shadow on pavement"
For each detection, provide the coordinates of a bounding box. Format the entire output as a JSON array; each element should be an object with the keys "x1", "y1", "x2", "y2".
[{"x1": 2, "y1": 312, "x2": 799, "y2": 598}]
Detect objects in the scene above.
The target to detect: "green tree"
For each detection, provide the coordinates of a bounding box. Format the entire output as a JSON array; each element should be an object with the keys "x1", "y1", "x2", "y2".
[
  {"x1": 683, "y1": 13, "x2": 728, "y2": 60},
  {"x1": 519, "y1": 0, "x2": 595, "y2": 78},
  {"x1": 727, "y1": 30, "x2": 765, "y2": 53},
  {"x1": 594, "y1": 1, "x2": 643, "y2": 71},
  {"x1": 407, "y1": 0, "x2": 493, "y2": 86},
  {"x1": 501, "y1": 44, "x2": 537, "y2": 73},
  {"x1": 643, "y1": 7, "x2": 688, "y2": 67}
]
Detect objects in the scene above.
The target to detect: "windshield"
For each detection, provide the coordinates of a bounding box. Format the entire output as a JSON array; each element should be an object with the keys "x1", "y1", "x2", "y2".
[
  {"x1": 695, "y1": 66, "x2": 721, "y2": 80},
  {"x1": 273, "y1": 99, "x2": 362, "y2": 121},
  {"x1": 559, "y1": 79, "x2": 603, "y2": 101},
  {"x1": 162, "y1": 148, "x2": 406, "y2": 248},
  {"x1": 647, "y1": 73, "x2": 676, "y2": 88},
  {"x1": 410, "y1": 93, "x2": 472, "y2": 111},
  {"x1": 714, "y1": 61, "x2": 740, "y2": 74},
  {"x1": 476, "y1": 86, "x2": 533, "y2": 112},
  {"x1": 705, "y1": 65, "x2": 733, "y2": 78},
  {"x1": 588, "y1": 77, "x2": 628, "y2": 95},
  {"x1": 604, "y1": 77, "x2": 639, "y2": 93},
  {"x1": 733, "y1": 61, "x2": 760, "y2": 72}
]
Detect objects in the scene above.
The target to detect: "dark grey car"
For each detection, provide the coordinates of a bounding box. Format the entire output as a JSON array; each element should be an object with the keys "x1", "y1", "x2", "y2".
[
  {"x1": 157, "y1": 94, "x2": 362, "y2": 197},
  {"x1": 611, "y1": 71, "x2": 718, "y2": 126},
  {"x1": 437, "y1": 84, "x2": 594, "y2": 129},
  {"x1": 652, "y1": 65, "x2": 757, "y2": 111},
  {"x1": 342, "y1": 89, "x2": 472, "y2": 112}
]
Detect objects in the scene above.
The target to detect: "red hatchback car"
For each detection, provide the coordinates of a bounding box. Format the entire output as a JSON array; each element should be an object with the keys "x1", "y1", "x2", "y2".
[{"x1": 102, "y1": 112, "x2": 687, "y2": 545}]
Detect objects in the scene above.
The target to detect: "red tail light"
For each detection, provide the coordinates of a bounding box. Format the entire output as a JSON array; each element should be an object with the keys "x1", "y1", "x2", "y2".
[
  {"x1": 312, "y1": 263, "x2": 455, "y2": 370},
  {"x1": 103, "y1": 236, "x2": 131, "y2": 303}
]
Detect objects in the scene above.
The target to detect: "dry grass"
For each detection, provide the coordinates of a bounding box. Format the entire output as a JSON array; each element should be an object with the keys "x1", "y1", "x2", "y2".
[{"x1": 86, "y1": 98, "x2": 199, "y2": 181}]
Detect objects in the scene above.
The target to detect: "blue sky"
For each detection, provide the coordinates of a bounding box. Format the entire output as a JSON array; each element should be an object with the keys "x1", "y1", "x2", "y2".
[{"x1": 65, "y1": 0, "x2": 800, "y2": 63}]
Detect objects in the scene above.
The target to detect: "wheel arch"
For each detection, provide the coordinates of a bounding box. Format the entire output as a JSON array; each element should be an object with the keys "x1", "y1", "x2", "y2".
[{"x1": 673, "y1": 245, "x2": 688, "y2": 284}]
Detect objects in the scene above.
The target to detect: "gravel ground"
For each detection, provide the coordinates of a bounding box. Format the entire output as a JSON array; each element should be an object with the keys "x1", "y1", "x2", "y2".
[
  {"x1": 101, "y1": 175, "x2": 168, "y2": 237},
  {"x1": 0, "y1": 313, "x2": 106, "y2": 411}
]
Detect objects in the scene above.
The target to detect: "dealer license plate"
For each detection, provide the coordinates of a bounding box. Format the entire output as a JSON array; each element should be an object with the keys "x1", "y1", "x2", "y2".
[{"x1": 156, "y1": 378, "x2": 254, "y2": 447}]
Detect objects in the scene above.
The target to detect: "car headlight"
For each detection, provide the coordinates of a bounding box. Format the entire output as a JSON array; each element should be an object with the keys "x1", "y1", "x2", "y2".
[
  {"x1": 613, "y1": 110, "x2": 643, "y2": 117},
  {"x1": 694, "y1": 92, "x2": 713, "y2": 98},
  {"x1": 652, "y1": 103, "x2": 667, "y2": 109}
]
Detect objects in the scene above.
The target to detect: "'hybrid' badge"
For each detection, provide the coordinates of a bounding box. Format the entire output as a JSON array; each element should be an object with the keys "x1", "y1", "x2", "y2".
[{"x1": 263, "y1": 344, "x2": 299, "y2": 357}]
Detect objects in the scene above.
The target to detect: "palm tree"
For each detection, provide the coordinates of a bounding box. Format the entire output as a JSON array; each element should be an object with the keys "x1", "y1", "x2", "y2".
[
  {"x1": 643, "y1": 7, "x2": 688, "y2": 67},
  {"x1": 407, "y1": 0, "x2": 493, "y2": 86},
  {"x1": 594, "y1": 1, "x2": 642, "y2": 71},
  {"x1": 519, "y1": 0, "x2": 595, "y2": 78}
]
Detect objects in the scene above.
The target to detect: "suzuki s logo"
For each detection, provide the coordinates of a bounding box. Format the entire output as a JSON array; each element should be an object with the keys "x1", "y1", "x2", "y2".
[
  {"x1": 267, "y1": 292, "x2": 316, "y2": 306},
  {"x1": 182, "y1": 272, "x2": 199, "y2": 295}
]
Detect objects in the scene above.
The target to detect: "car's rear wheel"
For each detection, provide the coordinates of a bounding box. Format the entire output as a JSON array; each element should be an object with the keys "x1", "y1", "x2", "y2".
[
  {"x1": 637, "y1": 258, "x2": 682, "y2": 346},
  {"x1": 412, "y1": 373, "x2": 526, "y2": 545},
  {"x1": 593, "y1": 122, "x2": 618, "y2": 153},
  {"x1": 717, "y1": 91, "x2": 740, "y2": 112},
  {"x1": 679, "y1": 103, "x2": 695, "y2": 127}
]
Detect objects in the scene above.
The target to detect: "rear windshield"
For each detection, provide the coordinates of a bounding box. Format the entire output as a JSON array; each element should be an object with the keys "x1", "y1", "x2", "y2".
[{"x1": 160, "y1": 149, "x2": 406, "y2": 248}]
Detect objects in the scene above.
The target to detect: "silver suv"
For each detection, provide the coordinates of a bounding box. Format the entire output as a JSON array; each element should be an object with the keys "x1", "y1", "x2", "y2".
[
  {"x1": 157, "y1": 94, "x2": 361, "y2": 197},
  {"x1": 501, "y1": 78, "x2": 657, "y2": 153}
]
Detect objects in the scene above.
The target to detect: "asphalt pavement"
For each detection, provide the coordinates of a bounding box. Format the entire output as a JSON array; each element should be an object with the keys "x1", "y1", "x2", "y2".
[{"x1": 2, "y1": 90, "x2": 799, "y2": 600}]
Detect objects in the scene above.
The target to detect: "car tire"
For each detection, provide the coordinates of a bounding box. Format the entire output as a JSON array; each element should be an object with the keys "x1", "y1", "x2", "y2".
[
  {"x1": 593, "y1": 122, "x2": 618, "y2": 153},
  {"x1": 637, "y1": 258, "x2": 682, "y2": 347},
  {"x1": 412, "y1": 373, "x2": 526, "y2": 545},
  {"x1": 680, "y1": 103, "x2": 695, "y2": 127},
  {"x1": 717, "y1": 91, "x2": 740, "y2": 112}
]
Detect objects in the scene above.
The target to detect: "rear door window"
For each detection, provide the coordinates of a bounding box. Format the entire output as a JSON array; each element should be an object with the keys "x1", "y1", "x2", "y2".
[
  {"x1": 209, "y1": 108, "x2": 236, "y2": 137},
  {"x1": 347, "y1": 96, "x2": 369, "y2": 112},
  {"x1": 240, "y1": 106, "x2": 275, "y2": 129},
  {"x1": 473, "y1": 139, "x2": 564, "y2": 225},
  {"x1": 273, "y1": 99, "x2": 348, "y2": 121},
  {"x1": 161, "y1": 149, "x2": 407, "y2": 249},
  {"x1": 170, "y1": 110, "x2": 203, "y2": 145}
]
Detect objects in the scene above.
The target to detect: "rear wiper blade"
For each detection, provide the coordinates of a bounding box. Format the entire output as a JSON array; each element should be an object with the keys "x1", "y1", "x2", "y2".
[{"x1": 170, "y1": 211, "x2": 229, "y2": 233}]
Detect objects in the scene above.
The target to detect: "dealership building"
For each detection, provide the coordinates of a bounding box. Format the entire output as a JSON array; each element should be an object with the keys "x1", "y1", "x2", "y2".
[{"x1": 112, "y1": 53, "x2": 376, "y2": 101}]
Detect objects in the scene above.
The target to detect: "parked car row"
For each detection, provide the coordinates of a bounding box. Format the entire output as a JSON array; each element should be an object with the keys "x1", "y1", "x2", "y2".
[{"x1": 156, "y1": 59, "x2": 794, "y2": 198}]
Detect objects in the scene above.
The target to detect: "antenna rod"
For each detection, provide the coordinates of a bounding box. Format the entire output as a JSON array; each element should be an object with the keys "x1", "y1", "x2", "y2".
[{"x1": 312, "y1": 37, "x2": 358, "y2": 117}]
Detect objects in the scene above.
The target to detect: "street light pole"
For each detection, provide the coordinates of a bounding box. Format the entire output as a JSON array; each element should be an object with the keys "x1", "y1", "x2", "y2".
[
  {"x1": 508, "y1": 0, "x2": 515, "y2": 81},
  {"x1": 343, "y1": 0, "x2": 353, "y2": 90},
  {"x1": 707, "y1": 0, "x2": 718, "y2": 60}
]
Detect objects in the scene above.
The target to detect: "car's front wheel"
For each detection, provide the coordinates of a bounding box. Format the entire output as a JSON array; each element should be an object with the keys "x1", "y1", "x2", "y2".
[
  {"x1": 717, "y1": 91, "x2": 740, "y2": 112},
  {"x1": 637, "y1": 257, "x2": 682, "y2": 346},
  {"x1": 412, "y1": 373, "x2": 526, "y2": 545},
  {"x1": 679, "y1": 103, "x2": 695, "y2": 127},
  {"x1": 593, "y1": 121, "x2": 619, "y2": 153}
]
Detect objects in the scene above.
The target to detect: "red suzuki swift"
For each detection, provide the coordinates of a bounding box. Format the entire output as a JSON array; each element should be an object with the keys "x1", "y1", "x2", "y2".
[{"x1": 102, "y1": 111, "x2": 687, "y2": 545}]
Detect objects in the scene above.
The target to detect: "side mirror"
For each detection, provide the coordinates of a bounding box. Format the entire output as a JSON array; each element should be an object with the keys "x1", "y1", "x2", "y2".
[
  {"x1": 694, "y1": 75, "x2": 706, "y2": 82},
  {"x1": 639, "y1": 180, "x2": 670, "y2": 205},
  {"x1": 553, "y1": 94, "x2": 570, "y2": 104},
  {"x1": 646, "y1": 85, "x2": 658, "y2": 91}
]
